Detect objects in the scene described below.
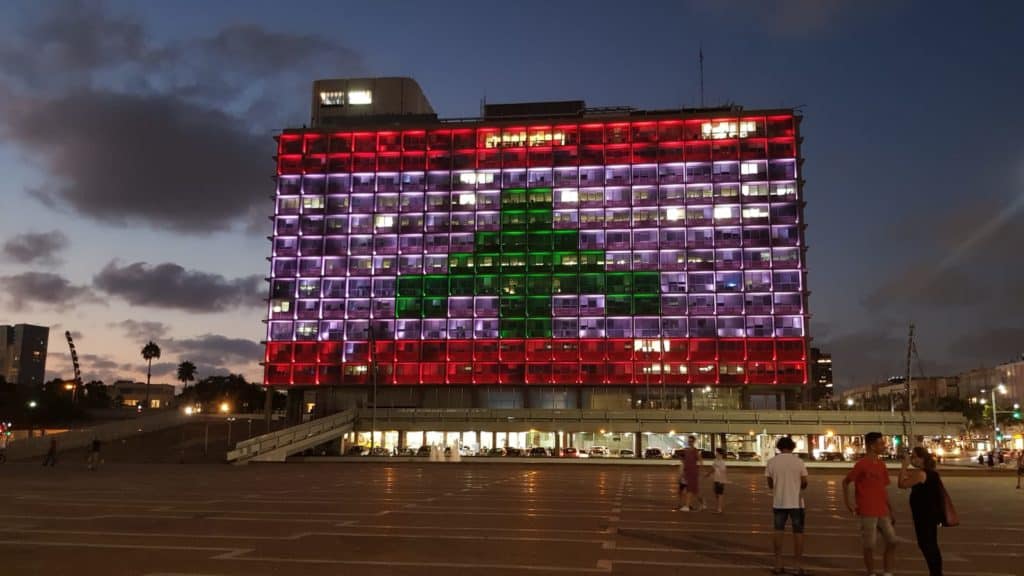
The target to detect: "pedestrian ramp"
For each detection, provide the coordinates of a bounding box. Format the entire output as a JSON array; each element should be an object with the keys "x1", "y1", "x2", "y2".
[{"x1": 226, "y1": 408, "x2": 355, "y2": 464}]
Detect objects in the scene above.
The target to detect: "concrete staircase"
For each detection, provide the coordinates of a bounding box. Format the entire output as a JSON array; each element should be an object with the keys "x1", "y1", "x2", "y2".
[{"x1": 226, "y1": 408, "x2": 356, "y2": 464}]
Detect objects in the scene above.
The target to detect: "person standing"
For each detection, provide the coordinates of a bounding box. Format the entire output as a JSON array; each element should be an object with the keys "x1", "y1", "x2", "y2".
[
  {"x1": 675, "y1": 435, "x2": 704, "y2": 511},
  {"x1": 87, "y1": 438, "x2": 102, "y2": 471},
  {"x1": 898, "y1": 447, "x2": 944, "y2": 575},
  {"x1": 704, "y1": 447, "x2": 728, "y2": 513},
  {"x1": 42, "y1": 437, "x2": 57, "y2": 467},
  {"x1": 765, "y1": 436, "x2": 808, "y2": 575},
  {"x1": 843, "y1": 432, "x2": 897, "y2": 576},
  {"x1": 1016, "y1": 451, "x2": 1024, "y2": 489}
]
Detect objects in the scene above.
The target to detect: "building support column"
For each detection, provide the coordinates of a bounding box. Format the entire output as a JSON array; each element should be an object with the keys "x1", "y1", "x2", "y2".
[{"x1": 634, "y1": 430, "x2": 642, "y2": 455}]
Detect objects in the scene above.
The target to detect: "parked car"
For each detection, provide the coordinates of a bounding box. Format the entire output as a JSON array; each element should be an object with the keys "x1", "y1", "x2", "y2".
[
  {"x1": 487, "y1": 447, "x2": 506, "y2": 457},
  {"x1": 818, "y1": 451, "x2": 844, "y2": 462},
  {"x1": 644, "y1": 448, "x2": 664, "y2": 459},
  {"x1": 673, "y1": 448, "x2": 687, "y2": 459},
  {"x1": 700, "y1": 449, "x2": 715, "y2": 459},
  {"x1": 562, "y1": 447, "x2": 579, "y2": 458},
  {"x1": 617, "y1": 449, "x2": 635, "y2": 458},
  {"x1": 529, "y1": 447, "x2": 550, "y2": 457},
  {"x1": 345, "y1": 445, "x2": 367, "y2": 456},
  {"x1": 588, "y1": 446, "x2": 609, "y2": 458},
  {"x1": 369, "y1": 446, "x2": 390, "y2": 457},
  {"x1": 737, "y1": 451, "x2": 759, "y2": 461},
  {"x1": 505, "y1": 447, "x2": 523, "y2": 457},
  {"x1": 415, "y1": 445, "x2": 431, "y2": 457}
]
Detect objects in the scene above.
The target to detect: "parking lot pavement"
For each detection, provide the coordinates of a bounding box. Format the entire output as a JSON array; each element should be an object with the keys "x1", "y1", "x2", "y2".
[{"x1": 0, "y1": 462, "x2": 1021, "y2": 575}]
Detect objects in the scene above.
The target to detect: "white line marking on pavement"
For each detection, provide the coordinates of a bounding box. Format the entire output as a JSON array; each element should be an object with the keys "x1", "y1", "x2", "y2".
[
  {"x1": 221, "y1": 554, "x2": 611, "y2": 573},
  {"x1": 610, "y1": 559, "x2": 1016, "y2": 575}
]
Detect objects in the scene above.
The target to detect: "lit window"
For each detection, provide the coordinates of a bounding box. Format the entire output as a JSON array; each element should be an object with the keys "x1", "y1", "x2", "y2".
[
  {"x1": 457, "y1": 172, "x2": 494, "y2": 185},
  {"x1": 374, "y1": 215, "x2": 394, "y2": 228},
  {"x1": 347, "y1": 90, "x2": 372, "y2": 105},
  {"x1": 742, "y1": 207, "x2": 769, "y2": 219},
  {"x1": 319, "y1": 91, "x2": 345, "y2": 106},
  {"x1": 701, "y1": 120, "x2": 758, "y2": 139},
  {"x1": 741, "y1": 162, "x2": 761, "y2": 175},
  {"x1": 458, "y1": 194, "x2": 476, "y2": 206},
  {"x1": 560, "y1": 190, "x2": 578, "y2": 203},
  {"x1": 713, "y1": 206, "x2": 733, "y2": 220},
  {"x1": 665, "y1": 207, "x2": 683, "y2": 221}
]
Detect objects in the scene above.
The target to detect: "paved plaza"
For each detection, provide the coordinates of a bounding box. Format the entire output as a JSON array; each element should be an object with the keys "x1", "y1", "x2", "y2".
[{"x1": 0, "y1": 461, "x2": 1021, "y2": 575}]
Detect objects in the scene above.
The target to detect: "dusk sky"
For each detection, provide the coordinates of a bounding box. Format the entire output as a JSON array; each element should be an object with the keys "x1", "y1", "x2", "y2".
[{"x1": 0, "y1": 0, "x2": 1021, "y2": 389}]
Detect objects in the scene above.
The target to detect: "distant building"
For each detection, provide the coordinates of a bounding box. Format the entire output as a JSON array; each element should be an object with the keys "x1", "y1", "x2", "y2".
[
  {"x1": 841, "y1": 376, "x2": 960, "y2": 409},
  {"x1": 958, "y1": 359, "x2": 1024, "y2": 405},
  {"x1": 0, "y1": 324, "x2": 49, "y2": 387},
  {"x1": 110, "y1": 380, "x2": 175, "y2": 409},
  {"x1": 808, "y1": 347, "x2": 833, "y2": 402}
]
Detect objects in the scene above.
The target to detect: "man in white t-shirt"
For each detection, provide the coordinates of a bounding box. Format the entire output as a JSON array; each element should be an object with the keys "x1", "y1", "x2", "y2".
[{"x1": 765, "y1": 436, "x2": 809, "y2": 575}]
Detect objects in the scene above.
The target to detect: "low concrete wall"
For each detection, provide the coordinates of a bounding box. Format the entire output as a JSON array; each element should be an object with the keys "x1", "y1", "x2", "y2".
[{"x1": 6, "y1": 410, "x2": 187, "y2": 461}]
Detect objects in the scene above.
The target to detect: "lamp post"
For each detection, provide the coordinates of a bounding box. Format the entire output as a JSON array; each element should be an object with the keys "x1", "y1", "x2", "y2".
[{"x1": 985, "y1": 384, "x2": 1007, "y2": 450}]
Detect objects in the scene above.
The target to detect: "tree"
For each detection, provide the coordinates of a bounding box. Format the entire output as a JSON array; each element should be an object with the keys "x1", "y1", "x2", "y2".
[
  {"x1": 176, "y1": 361, "x2": 197, "y2": 391},
  {"x1": 141, "y1": 340, "x2": 161, "y2": 408}
]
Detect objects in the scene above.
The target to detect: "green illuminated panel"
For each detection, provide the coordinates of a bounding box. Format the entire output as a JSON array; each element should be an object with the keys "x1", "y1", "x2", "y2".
[
  {"x1": 526, "y1": 317, "x2": 552, "y2": 338},
  {"x1": 423, "y1": 275, "x2": 448, "y2": 297},
  {"x1": 607, "y1": 295, "x2": 632, "y2": 315},
  {"x1": 397, "y1": 277, "x2": 423, "y2": 297}
]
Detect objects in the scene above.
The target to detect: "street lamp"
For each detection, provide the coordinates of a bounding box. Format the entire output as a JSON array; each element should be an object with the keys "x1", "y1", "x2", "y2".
[
  {"x1": 987, "y1": 384, "x2": 1007, "y2": 449},
  {"x1": 846, "y1": 398, "x2": 855, "y2": 409}
]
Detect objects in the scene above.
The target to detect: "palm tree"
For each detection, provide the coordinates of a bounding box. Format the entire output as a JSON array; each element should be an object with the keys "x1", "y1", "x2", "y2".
[
  {"x1": 141, "y1": 341, "x2": 161, "y2": 408},
  {"x1": 177, "y1": 361, "x2": 197, "y2": 392}
]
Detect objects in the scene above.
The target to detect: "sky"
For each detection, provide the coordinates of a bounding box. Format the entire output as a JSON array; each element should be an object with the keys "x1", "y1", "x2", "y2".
[{"x1": 0, "y1": 0, "x2": 1021, "y2": 389}]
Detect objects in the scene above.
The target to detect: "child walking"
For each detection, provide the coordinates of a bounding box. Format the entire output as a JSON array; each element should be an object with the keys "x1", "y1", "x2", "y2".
[{"x1": 704, "y1": 447, "x2": 728, "y2": 513}]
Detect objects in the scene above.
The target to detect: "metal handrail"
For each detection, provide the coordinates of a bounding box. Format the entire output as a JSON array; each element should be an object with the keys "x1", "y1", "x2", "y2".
[{"x1": 227, "y1": 408, "x2": 355, "y2": 462}]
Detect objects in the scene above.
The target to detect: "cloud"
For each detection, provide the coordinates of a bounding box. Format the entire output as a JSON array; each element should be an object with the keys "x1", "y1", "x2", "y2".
[
  {"x1": 3, "y1": 90, "x2": 269, "y2": 233},
  {"x1": 164, "y1": 334, "x2": 262, "y2": 371},
  {"x1": 816, "y1": 328, "x2": 907, "y2": 390},
  {"x1": 948, "y1": 327, "x2": 1024, "y2": 367},
  {"x1": 2, "y1": 230, "x2": 69, "y2": 264},
  {"x1": 93, "y1": 261, "x2": 263, "y2": 312},
  {"x1": 862, "y1": 264, "x2": 986, "y2": 310},
  {"x1": 110, "y1": 319, "x2": 170, "y2": 341},
  {"x1": 0, "y1": 0, "x2": 150, "y2": 92},
  {"x1": 0, "y1": 1, "x2": 365, "y2": 233},
  {"x1": 0, "y1": 271, "x2": 96, "y2": 308}
]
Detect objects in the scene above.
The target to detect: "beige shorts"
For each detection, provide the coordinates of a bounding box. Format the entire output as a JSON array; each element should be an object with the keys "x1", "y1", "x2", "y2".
[{"x1": 859, "y1": 516, "x2": 897, "y2": 549}]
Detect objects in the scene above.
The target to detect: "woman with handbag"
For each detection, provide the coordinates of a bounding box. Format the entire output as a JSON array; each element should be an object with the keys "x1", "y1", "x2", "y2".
[{"x1": 898, "y1": 447, "x2": 944, "y2": 576}]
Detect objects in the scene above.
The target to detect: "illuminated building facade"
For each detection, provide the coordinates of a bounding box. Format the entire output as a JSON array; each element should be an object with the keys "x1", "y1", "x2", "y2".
[{"x1": 264, "y1": 78, "x2": 808, "y2": 410}]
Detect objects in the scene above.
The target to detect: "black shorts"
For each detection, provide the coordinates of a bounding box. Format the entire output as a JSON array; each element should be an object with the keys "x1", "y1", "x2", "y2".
[
  {"x1": 773, "y1": 508, "x2": 806, "y2": 533},
  {"x1": 713, "y1": 482, "x2": 725, "y2": 495}
]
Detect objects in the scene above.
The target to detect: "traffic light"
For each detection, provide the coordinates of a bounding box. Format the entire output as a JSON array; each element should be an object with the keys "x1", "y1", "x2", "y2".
[{"x1": 1014, "y1": 410, "x2": 1022, "y2": 420}]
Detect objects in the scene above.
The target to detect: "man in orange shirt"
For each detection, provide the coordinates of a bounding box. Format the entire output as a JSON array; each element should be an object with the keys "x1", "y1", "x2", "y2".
[{"x1": 843, "y1": 432, "x2": 897, "y2": 576}]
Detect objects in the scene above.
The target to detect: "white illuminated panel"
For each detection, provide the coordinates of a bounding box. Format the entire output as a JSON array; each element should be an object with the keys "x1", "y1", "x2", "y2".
[{"x1": 348, "y1": 90, "x2": 373, "y2": 105}]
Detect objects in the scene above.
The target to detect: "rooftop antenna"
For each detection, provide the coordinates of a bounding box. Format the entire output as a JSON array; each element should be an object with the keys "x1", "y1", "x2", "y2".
[
  {"x1": 901, "y1": 323, "x2": 916, "y2": 451},
  {"x1": 699, "y1": 43, "x2": 705, "y2": 108}
]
